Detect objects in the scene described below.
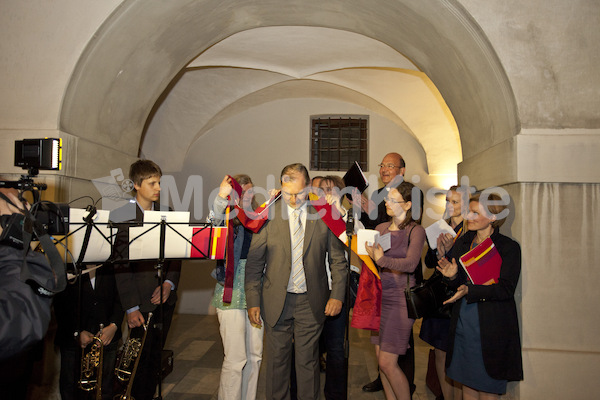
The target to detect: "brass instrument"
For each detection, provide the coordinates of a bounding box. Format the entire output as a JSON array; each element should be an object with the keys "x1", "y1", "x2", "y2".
[
  {"x1": 114, "y1": 312, "x2": 152, "y2": 400},
  {"x1": 78, "y1": 324, "x2": 104, "y2": 400}
]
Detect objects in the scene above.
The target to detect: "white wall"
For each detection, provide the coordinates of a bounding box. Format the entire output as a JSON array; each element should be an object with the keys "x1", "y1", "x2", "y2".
[{"x1": 173, "y1": 97, "x2": 449, "y2": 222}]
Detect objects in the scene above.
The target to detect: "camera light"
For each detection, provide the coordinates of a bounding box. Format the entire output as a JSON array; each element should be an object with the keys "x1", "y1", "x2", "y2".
[{"x1": 14, "y1": 138, "x2": 62, "y2": 171}]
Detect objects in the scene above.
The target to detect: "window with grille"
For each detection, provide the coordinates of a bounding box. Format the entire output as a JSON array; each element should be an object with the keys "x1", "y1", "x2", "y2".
[{"x1": 310, "y1": 115, "x2": 368, "y2": 172}]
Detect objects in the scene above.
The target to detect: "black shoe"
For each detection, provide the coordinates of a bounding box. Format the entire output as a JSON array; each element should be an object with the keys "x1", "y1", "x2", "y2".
[{"x1": 362, "y1": 375, "x2": 383, "y2": 392}]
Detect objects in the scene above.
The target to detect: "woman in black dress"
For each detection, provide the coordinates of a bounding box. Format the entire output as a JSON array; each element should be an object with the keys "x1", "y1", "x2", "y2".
[{"x1": 420, "y1": 186, "x2": 467, "y2": 400}]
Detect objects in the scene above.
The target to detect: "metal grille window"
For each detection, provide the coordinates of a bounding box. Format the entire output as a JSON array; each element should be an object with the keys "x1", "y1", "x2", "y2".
[{"x1": 310, "y1": 116, "x2": 368, "y2": 171}]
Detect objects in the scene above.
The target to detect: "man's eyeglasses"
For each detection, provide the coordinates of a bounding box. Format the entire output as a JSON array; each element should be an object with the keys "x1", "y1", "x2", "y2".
[{"x1": 378, "y1": 163, "x2": 400, "y2": 170}]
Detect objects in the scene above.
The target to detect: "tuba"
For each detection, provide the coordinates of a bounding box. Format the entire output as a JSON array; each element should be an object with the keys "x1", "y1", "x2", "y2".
[
  {"x1": 78, "y1": 325, "x2": 104, "y2": 400},
  {"x1": 114, "y1": 312, "x2": 152, "y2": 400}
]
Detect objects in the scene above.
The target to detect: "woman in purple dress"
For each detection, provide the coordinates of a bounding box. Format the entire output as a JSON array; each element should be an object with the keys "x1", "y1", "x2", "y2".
[{"x1": 366, "y1": 181, "x2": 425, "y2": 400}]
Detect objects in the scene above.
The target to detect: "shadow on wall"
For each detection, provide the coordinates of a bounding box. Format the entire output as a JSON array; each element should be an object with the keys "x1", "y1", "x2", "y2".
[{"x1": 176, "y1": 259, "x2": 218, "y2": 315}]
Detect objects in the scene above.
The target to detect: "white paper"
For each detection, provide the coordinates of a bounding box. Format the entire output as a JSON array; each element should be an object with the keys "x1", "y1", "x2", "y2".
[
  {"x1": 129, "y1": 211, "x2": 192, "y2": 260},
  {"x1": 66, "y1": 208, "x2": 113, "y2": 263},
  {"x1": 356, "y1": 229, "x2": 392, "y2": 255},
  {"x1": 376, "y1": 232, "x2": 392, "y2": 252},
  {"x1": 356, "y1": 229, "x2": 378, "y2": 255},
  {"x1": 425, "y1": 219, "x2": 457, "y2": 250}
]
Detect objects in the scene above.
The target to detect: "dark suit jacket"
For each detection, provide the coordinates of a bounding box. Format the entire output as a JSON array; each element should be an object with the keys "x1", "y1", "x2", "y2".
[
  {"x1": 245, "y1": 201, "x2": 348, "y2": 328},
  {"x1": 446, "y1": 229, "x2": 523, "y2": 381},
  {"x1": 54, "y1": 264, "x2": 123, "y2": 348},
  {"x1": 110, "y1": 202, "x2": 181, "y2": 313}
]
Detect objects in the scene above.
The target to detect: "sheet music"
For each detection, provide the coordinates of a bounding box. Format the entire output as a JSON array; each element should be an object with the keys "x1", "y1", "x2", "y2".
[
  {"x1": 356, "y1": 229, "x2": 391, "y2": 255},
  {"x1": 67, "y1": 208, "x2": 113, "y2": 263},
  {"x1": 425, "y1": 219, "x2": 457, "y2": 249},
  {"x1": 129, "y1": 210, "x2": 192, "y2": 260}
]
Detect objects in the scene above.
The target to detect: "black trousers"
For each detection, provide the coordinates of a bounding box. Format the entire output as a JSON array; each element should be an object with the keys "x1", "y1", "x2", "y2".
[
  {"x1": 59, "y1": 342, "x2": 119, "y2": 400},
  {"x1": 125, "y1": 304, "x2": 174, "y2": 400},
  {"x1": 0, "y1": 346, "x2": 37, "y2": 400}
]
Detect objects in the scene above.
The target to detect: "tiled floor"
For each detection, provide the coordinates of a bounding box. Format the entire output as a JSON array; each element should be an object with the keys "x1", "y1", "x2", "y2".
[{"x1": 159, "y1": 314, "x2": 438, "y2": 399}]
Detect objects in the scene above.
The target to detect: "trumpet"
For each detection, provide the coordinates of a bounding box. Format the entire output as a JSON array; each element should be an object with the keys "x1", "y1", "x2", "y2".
[
  {"x1": 114, "y1": 312, "x2": 152, "y2": 400},
  {"x1": 78, "y1": 324, "x2": 104, "y2": 400}
]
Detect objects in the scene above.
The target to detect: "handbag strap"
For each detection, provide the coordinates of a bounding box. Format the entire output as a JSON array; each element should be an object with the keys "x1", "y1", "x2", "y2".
[{"x1": 406, "y1": 225, "x2": 415, "y2": 288}]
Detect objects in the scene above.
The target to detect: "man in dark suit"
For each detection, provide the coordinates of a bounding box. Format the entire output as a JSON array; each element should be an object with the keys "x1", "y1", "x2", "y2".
[
  {"x1": 54, "y1": 263, "x2": 123, "y2": 400},
  {"x1": 245, "y1": 163, "x2": 347, "y2": 400},
  {"x1": 111, "y1": 159, "x2": 181, "y2": 400}
]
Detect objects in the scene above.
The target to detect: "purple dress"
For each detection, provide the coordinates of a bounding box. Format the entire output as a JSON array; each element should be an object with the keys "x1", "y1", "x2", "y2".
[{"x1": 371, "y1": 222, "x2": 426, "y2": 355}]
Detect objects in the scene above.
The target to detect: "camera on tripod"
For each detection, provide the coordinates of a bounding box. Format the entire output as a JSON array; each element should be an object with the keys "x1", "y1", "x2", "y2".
[{"x1": 0, "y1": 138, "x2": 69, "y2": 248}]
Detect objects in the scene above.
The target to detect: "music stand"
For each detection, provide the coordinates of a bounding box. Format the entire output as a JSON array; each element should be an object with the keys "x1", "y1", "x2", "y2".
[
  {"x1": 112, "y1": 211, "x2": 221, "y2": 400},
  {"x1": 58, "y1": 207, "x2": 220, "y2": 400}
]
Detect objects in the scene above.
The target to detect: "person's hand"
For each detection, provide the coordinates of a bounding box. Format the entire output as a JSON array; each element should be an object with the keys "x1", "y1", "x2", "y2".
[
  {"x1": 443, "y1": 284, "x2": 468, "y2": 304},
  {"x1": 325, "y1": 193, "x2": 346, "y2": 217},
  {"x1": 218, "y1": 175, "x2": 233, "y2": 199},
  {"x1": 97, "y1": 323, "x2": 117, "y2": 346},
  {"x1": 127, "y1": 310, "x2": 145, "y2": 329},
  {"x1": 79, "y1": 330, "x2": 94, "y2": 348},
  {"x1": 247, "y1": 307, "x2": 262, "y2": 328},
  {"x1": 324, "y1": 299, "x2": 343, "y2": 316},
  {"x1": 151, "y1": 281, "x2": 173, "y2": 305},
  {"x1": 360, "y1": 195, "x2": 375, "y2": 213},
  {"x1": 436, "y1": 233, "x2": 454, "y2": 257},
  {"x1": 365, "y1": 242, "x2": 384, "y2": 263},
  {"x1": 437, "y1": 257, "x2": 458, "y2": 279}
]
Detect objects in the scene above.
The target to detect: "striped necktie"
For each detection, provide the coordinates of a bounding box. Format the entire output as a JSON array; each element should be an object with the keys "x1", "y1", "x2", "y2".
[{"x1": 290, "y1": 208, "x2": 306, "y2": 292}]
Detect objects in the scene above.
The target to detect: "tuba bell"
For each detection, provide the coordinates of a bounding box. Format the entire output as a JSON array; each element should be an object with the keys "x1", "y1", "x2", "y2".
[
  {"x1": 114, "y1": 312, "x2": 152, "y2": 400},
  {"x1": 78, "y1": 325, "x2": 104, "y2": 400}
]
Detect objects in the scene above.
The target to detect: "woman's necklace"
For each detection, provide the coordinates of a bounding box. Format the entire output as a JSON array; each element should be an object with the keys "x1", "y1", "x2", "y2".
[{"x1": 472, "y1": 230, "x2": 493, "y2": 246}]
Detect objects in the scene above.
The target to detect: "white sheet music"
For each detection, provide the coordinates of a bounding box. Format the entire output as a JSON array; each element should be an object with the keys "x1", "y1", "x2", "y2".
[
  {"x1": 425, "y1": 219, "x2": 457, "y2": 250},
  {"x1": 129, "y1": 210, "x2": 192, "y2": 260},
  {"x1": 356, "y1": 229, "x2": 391, "y2": 255},
  {"x1": 67, "y1": 208, "x2": 113, "y2": 263}
]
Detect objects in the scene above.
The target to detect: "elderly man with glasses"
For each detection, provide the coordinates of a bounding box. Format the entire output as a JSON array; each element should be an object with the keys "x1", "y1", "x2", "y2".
[{"x1": 359, "y1": 152, "x2": 406, "y2": 229}]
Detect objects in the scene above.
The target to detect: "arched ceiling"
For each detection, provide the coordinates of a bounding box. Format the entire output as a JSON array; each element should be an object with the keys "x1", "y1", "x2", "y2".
[
  {"x1": 142, "y1": 26, "x2": 461, "y2": 174},
  {"x1": 60, "y1": 0, "x2": 518, "y2": 176}
]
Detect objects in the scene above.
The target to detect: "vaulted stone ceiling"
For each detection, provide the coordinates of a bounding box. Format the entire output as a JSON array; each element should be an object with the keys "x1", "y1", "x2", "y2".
[
  {"x1": 60, "y1": 0, "x2": 518, "y2": 179},
  {"x1": 142, "y1": 26, "x2": 461, "y2": 174}
]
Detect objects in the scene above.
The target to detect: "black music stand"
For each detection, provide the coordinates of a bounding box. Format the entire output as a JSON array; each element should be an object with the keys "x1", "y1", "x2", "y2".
[{"x1": 58, "y1": 208, "x2": 218, "y2": 400}]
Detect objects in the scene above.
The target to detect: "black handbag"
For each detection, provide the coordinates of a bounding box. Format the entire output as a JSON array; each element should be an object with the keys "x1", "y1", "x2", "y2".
[
  {"x1": 403, "y1": 225, "x2": 453, "y2": 320},
  {"x1": 405, "y1": 271, "x2": 452, "y2": 320}
]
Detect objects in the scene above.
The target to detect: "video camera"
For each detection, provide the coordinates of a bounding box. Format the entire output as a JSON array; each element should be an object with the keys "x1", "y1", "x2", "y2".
[{"x1": 0, "y1": 138, "x2": 69, "y2": 248}]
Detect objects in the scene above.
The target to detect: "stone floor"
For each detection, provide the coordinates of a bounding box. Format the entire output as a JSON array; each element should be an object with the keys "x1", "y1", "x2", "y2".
[{"x1": 159, "y1": 314, "x2": 438, "y2": 400}]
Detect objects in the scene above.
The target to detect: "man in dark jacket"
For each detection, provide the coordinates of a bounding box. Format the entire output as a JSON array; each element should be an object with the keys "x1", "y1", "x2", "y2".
[
  {"x1": 111, "y1": 160, "x2": 181, "y2": 400},
  {"x1": 54, "y1": 263, "x2": 124, "y2": 400},
  {"x1": 0, "y1": 188, "x2": 55, "y2": 399}
]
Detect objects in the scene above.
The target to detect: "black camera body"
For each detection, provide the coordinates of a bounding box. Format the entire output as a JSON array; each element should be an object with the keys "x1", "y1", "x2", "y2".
[{"x1": 0, "y1": 138, "x2": 69, "y2": 249}]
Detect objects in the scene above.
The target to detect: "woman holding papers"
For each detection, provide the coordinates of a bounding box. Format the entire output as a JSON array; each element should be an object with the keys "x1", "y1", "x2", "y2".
[
  {"x1": 437, "y1": 192, "x2": 523, "y2": 399},
  {"x1": 420, "y1": 185, "x2": 467, "y2": 400},
  {"x1": 365, "y1": 181, "x2": 425, "y2": 400},
  {"x1": 209, "y1": 175, "x2": 263, "y2": 400}
]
